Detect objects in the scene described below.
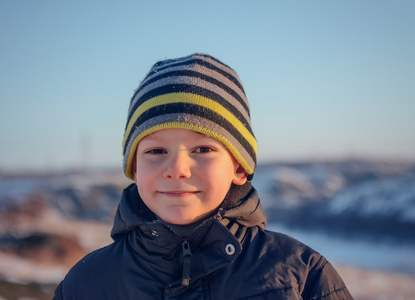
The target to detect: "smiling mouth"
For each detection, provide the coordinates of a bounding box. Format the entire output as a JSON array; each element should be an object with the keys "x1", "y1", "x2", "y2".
[{"x1": 159, "y1": 191, "x2": 199, "y2": 197}]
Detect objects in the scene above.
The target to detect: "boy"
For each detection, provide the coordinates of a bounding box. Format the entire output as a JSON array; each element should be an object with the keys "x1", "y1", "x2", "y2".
[{"x1": 54, "y1": 53, "x2": 353, "y2": 299}]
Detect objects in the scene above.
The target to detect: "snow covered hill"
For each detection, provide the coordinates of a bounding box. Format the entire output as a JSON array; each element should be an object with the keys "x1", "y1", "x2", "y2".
[{"x1": 253, "y1": 160, "x2": 415, "y2": 242}]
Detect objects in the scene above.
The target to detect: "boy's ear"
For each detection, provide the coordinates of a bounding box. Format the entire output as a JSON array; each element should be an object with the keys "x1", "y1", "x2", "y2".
[
  {"x1": 232, "y1": 165, "x2": 248, "y2": 186},
  {"x1": 132, "y1": 155, "x2": 137, "y2": 180}
]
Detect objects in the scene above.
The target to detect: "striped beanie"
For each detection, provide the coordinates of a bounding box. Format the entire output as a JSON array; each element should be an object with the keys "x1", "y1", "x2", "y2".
[{"x1": 122, "y1": 53, "x2": 257, "y2": 180}]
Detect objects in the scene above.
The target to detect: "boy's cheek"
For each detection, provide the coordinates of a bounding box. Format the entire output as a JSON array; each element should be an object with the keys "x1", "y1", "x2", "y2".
[{"x1": 135, "y1": 160, "x2": 161, "y2": 174}]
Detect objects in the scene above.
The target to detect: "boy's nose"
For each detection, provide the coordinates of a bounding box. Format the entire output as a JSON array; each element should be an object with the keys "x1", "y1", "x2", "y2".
[{"x1": 163, "y1": 151, "x2": 191, "y2": 179}]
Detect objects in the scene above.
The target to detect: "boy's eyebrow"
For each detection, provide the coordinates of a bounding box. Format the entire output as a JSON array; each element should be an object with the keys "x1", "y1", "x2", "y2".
[{"x1": 140, "y1": 132, "x2": 217, "y2": 147}]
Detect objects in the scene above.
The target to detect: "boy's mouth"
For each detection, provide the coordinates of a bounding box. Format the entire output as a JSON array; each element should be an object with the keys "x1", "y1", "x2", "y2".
[{"x1": 158, "y1": 191, "x2": 200, "y2": 197}]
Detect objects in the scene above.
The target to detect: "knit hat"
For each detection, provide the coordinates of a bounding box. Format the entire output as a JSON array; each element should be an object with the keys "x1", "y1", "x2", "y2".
[{"x1": 122, "y1": 53, "x2": 257, "y2": 180}]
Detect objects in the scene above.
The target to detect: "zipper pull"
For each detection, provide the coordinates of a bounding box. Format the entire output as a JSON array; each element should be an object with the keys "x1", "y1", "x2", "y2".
[{"x1": 181, "y1": 240, "x2": 193, "y2": 286}]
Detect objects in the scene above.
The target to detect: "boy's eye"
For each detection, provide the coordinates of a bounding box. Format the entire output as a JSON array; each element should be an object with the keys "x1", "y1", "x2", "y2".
[
  {"x1": 146, "y1": 149, "x2": 166, "y2": 154},
  {"x1": 194, "y1": 147, "x2": 213, "y2": 153}
]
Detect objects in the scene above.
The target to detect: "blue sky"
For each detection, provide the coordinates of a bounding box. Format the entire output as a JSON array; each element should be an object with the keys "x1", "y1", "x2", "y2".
[{"x1": 1, "y1": 1, "x2": 414, "y2": 171}]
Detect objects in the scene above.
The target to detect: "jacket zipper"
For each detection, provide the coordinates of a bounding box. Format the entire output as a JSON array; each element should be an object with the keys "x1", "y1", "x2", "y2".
[
  {"x1": 181, "y1": 239, "x2": 193, "y2": 286},
  {"x1": 161, "y1": 221, "x2": 211, "y2": 287}
]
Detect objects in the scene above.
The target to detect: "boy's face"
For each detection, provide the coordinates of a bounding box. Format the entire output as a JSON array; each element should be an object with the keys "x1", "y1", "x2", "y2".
[{"x1": 133, "y1": 128, "x2": 247, "y2": 225}]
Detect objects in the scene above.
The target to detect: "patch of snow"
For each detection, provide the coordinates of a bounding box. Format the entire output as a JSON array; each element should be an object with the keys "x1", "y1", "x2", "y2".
[
  {"x1": 0, "y1": 253, "x2": 66, "y2": 284},
  {"x1": 325, "y1": 175, "x2": 415, "y2": 220}
]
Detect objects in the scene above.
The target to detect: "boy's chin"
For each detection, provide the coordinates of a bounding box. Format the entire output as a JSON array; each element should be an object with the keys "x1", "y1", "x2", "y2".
[
  {"x1": 157, "y1": 207, "x2": 219, "y2": 226},
  {"x1": 162, "y1": 217, "x2": 201, "y2": 226},
  {"x1": 160, "y1": 212, "x2": 209, "y2": 226}
]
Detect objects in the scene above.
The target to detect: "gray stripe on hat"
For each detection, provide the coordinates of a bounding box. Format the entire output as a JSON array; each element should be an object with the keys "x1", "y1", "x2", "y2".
[
  {"x1": 148, "y1": 54, "x2": 239, "y2": 87},
  {"x1": 138, "y1": 55, "x2": 203, "y2": 88},
  {"x1": 192, "y1": 54, "x2": 242, "y2": 86},
  {"x1": 128, "y1": 75, "x2": 251, "y2": 125}
]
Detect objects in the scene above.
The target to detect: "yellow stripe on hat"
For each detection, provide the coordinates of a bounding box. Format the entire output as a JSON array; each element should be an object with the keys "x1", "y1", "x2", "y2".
[{"x1": 122, "y1": 93, "x2": 257, "y2": 153}]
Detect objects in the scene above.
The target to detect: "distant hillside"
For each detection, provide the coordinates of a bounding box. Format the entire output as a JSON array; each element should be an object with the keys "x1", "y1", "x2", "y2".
[{"x1": 253, "y1": 160, "x2": 415, "y2": 243}]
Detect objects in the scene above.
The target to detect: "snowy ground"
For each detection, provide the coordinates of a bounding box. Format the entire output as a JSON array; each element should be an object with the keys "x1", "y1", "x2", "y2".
[{"x1": 336, "y1": 265, "x2": 415, "y2": 300}]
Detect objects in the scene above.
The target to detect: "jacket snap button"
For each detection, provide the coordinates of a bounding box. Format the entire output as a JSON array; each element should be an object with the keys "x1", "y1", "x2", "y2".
[
  {"x1": 225, "y1": 243, "x2": 236, "y2": 255},
  {"x1": 151, "y1": 230, "x2": 158, "y2": 237}
]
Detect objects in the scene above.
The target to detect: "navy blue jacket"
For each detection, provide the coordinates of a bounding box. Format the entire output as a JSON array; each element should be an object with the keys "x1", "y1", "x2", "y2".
[{"x1": 54, "y1": 183, "x2": 353, "y2": 299}]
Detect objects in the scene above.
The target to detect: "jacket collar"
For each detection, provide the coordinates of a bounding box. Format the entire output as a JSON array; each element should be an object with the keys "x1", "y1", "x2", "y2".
[
  {"x1": 110, "y1": 182, "x2": 267, "y2": 284},
  {"x1": 111, "y1": 182, "x2": 266, "y2": 241}
]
